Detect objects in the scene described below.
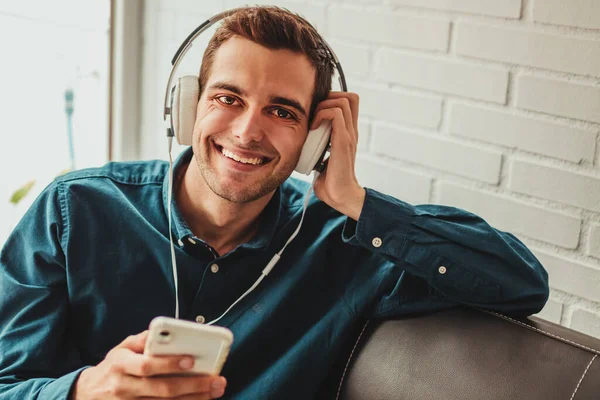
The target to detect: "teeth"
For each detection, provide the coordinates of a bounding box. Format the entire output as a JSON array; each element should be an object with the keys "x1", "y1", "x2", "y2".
[{"x1": 220, "y1": 147, "x2": 264, "y2": 165}]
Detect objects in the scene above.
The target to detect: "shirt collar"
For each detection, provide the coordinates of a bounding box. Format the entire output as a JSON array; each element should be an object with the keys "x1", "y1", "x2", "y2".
[{"x1": 162, "y1": 147, "x2": 282, "y2": 252}]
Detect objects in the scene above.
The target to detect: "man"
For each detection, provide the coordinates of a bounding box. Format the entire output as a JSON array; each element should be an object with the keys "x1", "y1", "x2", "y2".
[{"x1": 0, "y1": 6, "x2": 548, "y2": 400}]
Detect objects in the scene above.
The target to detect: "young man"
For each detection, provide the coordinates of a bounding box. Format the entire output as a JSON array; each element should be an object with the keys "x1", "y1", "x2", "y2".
[{"x1": 0, "y1": 6, "x2": 548, "y2": 400}]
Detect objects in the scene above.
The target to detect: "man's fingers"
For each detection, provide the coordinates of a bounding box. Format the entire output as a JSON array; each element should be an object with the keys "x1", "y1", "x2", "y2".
[
  {"x1": 117, "y1": 350, "x2": 196, "y2": 377},
  {"x1": 132, "y1": 375, "x2": 226, "y2": 398},
  {"x1": 312, "y1": 108, "x2": 351, "y2": 153},
  {"x1": 117, "y1": 330, "x2": 148, "y2": 353},
  {"x1": 139, "y1": 393, "x2": 221, "y2": 400},
  {"x1": 312, "y1": 98, "x2": 353, "y2": 133},
  {"x1": 321, "y1": 91, "x2": 359, "y2": 130}
]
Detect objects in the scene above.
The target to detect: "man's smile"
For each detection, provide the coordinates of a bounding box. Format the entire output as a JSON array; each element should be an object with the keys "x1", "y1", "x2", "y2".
[{"x1": 212, "y1": 141, "x2": 274, "y2": 171}]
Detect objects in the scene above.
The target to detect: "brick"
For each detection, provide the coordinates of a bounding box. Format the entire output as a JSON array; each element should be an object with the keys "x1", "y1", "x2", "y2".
[
  {"x1": 509, "y1": 160, "x2": 600, "y2": 212},
  {"x1": 516, "y1": 76, "x2": 600, "y2": 124},
  {"x1": 456, "y1": 22, "x2": 600, "y2": 78},
  {"x1": 449, "y1": 103, "x2": 595, "y2": 163},
  {"x1": 533, "y1": 0, "x2": 600, "y2": 30},
  {"x1": 355, "y1": 84, "x2": 443, "y2": 128},
  {"x1": 376, "y1": 51, "x2": 509, "y2": 103},
  {"x1": 357, "y1": 120, "x2": 370, "y2": 152},
  {"x1": 329, "y1": 5, "x2": 450, "y2": 51},
  {"x1": 534, "y1": 299, "x2": 563, "y2": 324},
  {"x1": 587, "y1": 224, "x2": 600, "y2": 259},
  {"x1": 355, "y1": 157, "x2": 432, "y2": 204},
  {"x1": 328, "y1": 40, "x2": 371, "y2": 78},
  {"x1": 439, "y1": 183, "x2": 582, "y2": 248},
  {"x1": 533, "y1": 250, "x2": 600, "y2": 302},
  {"x1": 372, "y1": 125, "x2": 502, "y2": 183},
  {"x1": 389, "y1": 0, "x2": 522, "y2": 18},
  {"x1": 570, "y1": 308, "x2": 600, "y2": 338}
]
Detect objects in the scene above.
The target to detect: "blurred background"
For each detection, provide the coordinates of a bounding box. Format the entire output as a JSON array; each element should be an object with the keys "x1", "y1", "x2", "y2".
[{"x1": 1, "y1": 0, "x2": 599, "y2": 338}]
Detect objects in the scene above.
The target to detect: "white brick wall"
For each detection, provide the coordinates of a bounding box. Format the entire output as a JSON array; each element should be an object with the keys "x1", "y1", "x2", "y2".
[
  {"x1": 376, "y1": 51, "x2": 509, "y2": 103},
  {"x1": 455, "y1": 22, "x2": 600, "y2": 77},
  {"x1": 449, "y1": 102, "x2": 596, "y2": 163},
  {"x1": 355, "y1": 83, "x2": 443, "y2": 128},
  {"x1": 516, "y1": 75, "x2": 600, "y2": 124},
  {"x1": 329, "y1": 5, "x2": 450, "y2": 51},
  {"x1": 372, "y1": 125, "x2": 503, "y2": 183},
  {"x1": 533, "y1": 0, "x2": 600, "y2": 30},
  {"x1": 509, "y1": 160, "x2": 600, "y2": 212},
  {"x1": 139, "y1": 0, "x2": 600, "y2": 338},
  {"x1": 439, "y1": 183, "x2": 582, "y2": 249},
  {"x1": 390, "y1": 0, "x2": 522, "y2": 19}
]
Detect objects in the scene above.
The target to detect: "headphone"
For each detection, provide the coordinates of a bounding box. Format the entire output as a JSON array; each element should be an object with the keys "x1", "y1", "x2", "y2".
[
  {"x1": 163, "y1": 7, "x2": 348, "y2": 323},
  {"x1": 163, "y1": 7, "x2": 348, "y2": 175}
]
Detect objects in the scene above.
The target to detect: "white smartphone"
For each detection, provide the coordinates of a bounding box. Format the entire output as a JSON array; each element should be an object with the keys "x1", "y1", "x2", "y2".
[{"x1": 144, "y1": 316, "x2": 234, "y2": 376}]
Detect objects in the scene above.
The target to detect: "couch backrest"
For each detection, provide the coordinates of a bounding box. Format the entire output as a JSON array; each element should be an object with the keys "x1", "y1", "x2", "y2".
[{"x1": 332, "y1": 307, "x2": 600, "y2": 400}]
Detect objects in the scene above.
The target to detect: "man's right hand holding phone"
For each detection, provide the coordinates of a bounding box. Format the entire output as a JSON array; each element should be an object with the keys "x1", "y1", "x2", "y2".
[{"x1": 70, "y1": 330, "x2": 227, "y2": 399}]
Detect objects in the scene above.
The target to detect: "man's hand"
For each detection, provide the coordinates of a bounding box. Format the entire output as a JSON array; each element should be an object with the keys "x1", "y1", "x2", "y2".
[
  {"x1": 70, "y1": 331, "x2": 227, "y2": 400},
  {"x1": 310, "y1": 91, "x2": 366, "y2": 221}
]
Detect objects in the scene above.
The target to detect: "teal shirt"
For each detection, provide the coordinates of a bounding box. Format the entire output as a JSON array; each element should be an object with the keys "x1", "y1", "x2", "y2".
[{"x1": 0, "y1": 148, "x2": 549, "y2": 399}]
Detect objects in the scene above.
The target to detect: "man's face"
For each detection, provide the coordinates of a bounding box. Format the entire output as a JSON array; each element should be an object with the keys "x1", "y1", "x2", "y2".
[{"x1": 191, "y1": 36, "x2": 316, "y2": 203}]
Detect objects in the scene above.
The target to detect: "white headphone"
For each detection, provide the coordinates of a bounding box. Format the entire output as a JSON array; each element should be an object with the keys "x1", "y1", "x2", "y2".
[
  {"x1": 163, "y1": 7, "x2": 347, "y2": 175},
  {"x1": 163, "y1": 7, "x2": 348, "y2": 324}
]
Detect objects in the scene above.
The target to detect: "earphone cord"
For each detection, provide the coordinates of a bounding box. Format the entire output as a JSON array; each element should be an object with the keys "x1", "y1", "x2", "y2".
[
  {"x1": 206, "y1": 172, "x2": 318, "y2": 326},
  {"x1": 167, "y1": 137, "x2": 319, "y2": 323},
  {"x1": 167, "y1": 137, "x2": 180, "y2": 319}
]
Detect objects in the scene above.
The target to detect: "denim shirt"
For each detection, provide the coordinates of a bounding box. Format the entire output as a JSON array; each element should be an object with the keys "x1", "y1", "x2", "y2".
[{"x1": 0, "y1": 147, "x2": 549, "y2": 399}]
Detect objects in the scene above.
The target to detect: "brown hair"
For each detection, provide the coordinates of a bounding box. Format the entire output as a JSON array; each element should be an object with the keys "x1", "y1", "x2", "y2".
[{"x1": 199, "y1": 6, "x2": 334, "y2": 121}]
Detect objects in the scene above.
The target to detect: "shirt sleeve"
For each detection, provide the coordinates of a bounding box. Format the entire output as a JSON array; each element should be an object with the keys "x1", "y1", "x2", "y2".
[
  {"x1": 0, "y1": 181, "x2": 86, "y2": 399},
  {"x1": 342, "y1": 188, "x2": 550, "y2": 318}
]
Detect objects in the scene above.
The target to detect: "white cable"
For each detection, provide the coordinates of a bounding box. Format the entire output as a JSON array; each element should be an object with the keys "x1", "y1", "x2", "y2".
[
  {"x1": 206, "y1": 171, "x2": 320, "y2": 326},
  {"x1": 167, "y1": 136, "x2": 180, "y2": 319}
]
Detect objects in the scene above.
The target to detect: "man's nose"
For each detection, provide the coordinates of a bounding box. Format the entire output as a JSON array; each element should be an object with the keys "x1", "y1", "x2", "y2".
[{"x1": 232, "y1": 108, "x2": 264, "y2": 144}]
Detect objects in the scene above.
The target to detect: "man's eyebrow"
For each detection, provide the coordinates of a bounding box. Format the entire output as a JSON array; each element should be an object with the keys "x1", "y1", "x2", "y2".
[
  {"x1": 207, "y1": 81, "x2": 307, "y2": 118},
  {"x1": 207, "y1": 81, "x2": 246, "y2": 96}
]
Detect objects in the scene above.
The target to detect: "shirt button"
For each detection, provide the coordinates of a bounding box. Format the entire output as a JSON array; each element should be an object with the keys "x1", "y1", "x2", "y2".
[
  {"x1": 438, "y1": 266, "x2": 447, "y2": 275},
  {"x1": 188, "y1": 238, "x2": 196, "y2": 245},
  {"x1": 211, "y1": 264, "x2": 219, "y2": 273},
  {"x1": 372, "y1": 237, "x2": 382, "y2": 248},
  {"x1": 195, "y1": 315, "x2": 205, "y2": 323}
]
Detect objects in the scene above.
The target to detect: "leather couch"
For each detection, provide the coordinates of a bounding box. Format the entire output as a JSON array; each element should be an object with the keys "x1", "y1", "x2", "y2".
[{"x1": 318, "y1": 307, "x2": 600, "y2": 399}]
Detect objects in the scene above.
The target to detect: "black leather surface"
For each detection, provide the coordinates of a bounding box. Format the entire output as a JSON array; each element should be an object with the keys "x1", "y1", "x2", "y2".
[{"x1": 324, "y1": 307, "x2": 600, "y2": 400}]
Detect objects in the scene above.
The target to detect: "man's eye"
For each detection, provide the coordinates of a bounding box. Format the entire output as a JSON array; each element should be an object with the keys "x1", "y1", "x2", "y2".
[
  {"x1": 217, "y1": 96, "x2": 237, "y2": 105},
  {"x1": 273, "y1": 108, "x2": 294, "y2": 120}
]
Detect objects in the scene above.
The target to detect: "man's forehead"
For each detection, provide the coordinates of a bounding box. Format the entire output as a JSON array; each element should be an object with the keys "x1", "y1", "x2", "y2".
[{"x1": 206, "y1": 37, "x2": 315, "y2": 108}]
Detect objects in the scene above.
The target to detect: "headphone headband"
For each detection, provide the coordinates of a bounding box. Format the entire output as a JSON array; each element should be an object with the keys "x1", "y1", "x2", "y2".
[{"x1": 163, "y1": 7, "x2": 348, "y2": 125}]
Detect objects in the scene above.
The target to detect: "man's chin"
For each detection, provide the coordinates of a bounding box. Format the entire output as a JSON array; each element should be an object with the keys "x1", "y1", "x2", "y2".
[
  {"x1": 209, "y1": 183, "x2": 275, "y2": 204},
  {"x1": 204, "y1": 170, "x2": 282, "y2": 203}
]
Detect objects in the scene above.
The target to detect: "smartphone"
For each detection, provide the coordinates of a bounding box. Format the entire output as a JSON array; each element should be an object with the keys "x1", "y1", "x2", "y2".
[{"x1": 144, "y1": 316, "x2": 234, "y2": 376}]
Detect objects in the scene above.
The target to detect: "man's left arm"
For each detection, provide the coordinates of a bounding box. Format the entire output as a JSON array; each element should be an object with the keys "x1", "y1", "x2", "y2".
[
  {"x1": 310, "y1": 91, "x2": 549, "y2": 317},
  {"x1": 342, "y1": 188, "x2": 549, "y2": 316}
]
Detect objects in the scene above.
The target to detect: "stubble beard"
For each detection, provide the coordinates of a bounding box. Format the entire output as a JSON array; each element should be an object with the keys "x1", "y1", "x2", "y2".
[{"x1": 195, "y1": 141, "x2": 301, "y2": 204}]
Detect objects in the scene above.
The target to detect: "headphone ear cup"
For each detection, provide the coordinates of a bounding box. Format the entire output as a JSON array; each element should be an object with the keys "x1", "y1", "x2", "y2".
[
  {"x1": 171, "y1": 75, "x2": 200, "y2": 146},
  {"x1": 295, "y1": 121, "x2": 332, "y2": 175}
]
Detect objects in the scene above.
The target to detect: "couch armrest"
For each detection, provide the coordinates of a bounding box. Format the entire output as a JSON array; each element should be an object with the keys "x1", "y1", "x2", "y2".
[{"x1": 330, "y1": 307, "x2": 600, "y2": 400}]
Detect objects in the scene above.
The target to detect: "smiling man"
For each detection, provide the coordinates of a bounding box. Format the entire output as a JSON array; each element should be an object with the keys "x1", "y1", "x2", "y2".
[{"x1": 0, "y1": 6, "x2": 549, "y2": 400}]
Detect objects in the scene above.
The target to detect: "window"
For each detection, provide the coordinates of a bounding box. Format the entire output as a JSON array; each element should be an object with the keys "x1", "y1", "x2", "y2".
[{"x1": 0, "y1": 0, "x2": 110, "y2": 245}]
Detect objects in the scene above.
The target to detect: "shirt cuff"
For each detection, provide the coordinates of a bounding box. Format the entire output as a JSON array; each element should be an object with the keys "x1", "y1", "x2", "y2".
[
  {"x1": 39, "y1": 366, "x2": 90, "y2": 400},
  {"x1": 341, "y1": 188, "x2": 414, "y2": 259}
]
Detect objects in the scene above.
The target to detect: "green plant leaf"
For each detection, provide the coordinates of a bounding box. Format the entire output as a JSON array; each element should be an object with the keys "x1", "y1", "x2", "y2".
[{"x1": 9, "y1": 180, "x2": 36, "y2": 205}]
